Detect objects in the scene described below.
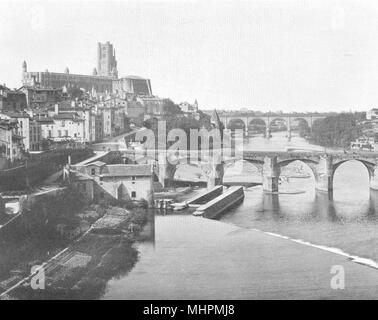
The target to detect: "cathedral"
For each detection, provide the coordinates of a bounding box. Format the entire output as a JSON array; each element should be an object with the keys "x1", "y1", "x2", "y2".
[{"x1": 22, "y1": 42, "x2": 119, "y2": 93}]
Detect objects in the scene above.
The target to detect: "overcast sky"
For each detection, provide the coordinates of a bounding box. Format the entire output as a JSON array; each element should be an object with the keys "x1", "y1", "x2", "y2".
[{"x1": 1, "y1": 0, "x2": 378, "y2": 112}]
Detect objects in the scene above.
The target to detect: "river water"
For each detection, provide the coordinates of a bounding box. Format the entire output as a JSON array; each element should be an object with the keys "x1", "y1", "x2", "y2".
[{"x1": 102, "y1": 132, "x2": 378, "y2": 299}]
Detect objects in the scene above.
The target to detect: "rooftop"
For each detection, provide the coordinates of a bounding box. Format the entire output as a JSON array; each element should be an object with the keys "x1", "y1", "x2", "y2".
[
  {"x1": 84, "y1": 161, "x2": 106, "y2": 167},
  {"x1": 0, "y1": 84, "x2": 10, "y2": 91},
  {"x1": 35, "y1": 117, "x2": 54, "y2": 123},
  {"x1": 101, "y1": 164, "x2": 152, "y2": 177},
  {"x1": 53, "y1": 113, "x2": 84, "y2": 121},
  {"x1": 121, "y1": 75, "x2": 148, "y2": 80},
  {"x1": 2, "y1": 111, "x2": 30, "y2": 119}
]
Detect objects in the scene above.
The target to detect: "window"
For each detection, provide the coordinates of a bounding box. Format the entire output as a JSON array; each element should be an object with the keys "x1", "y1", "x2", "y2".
[
  {"x1": 91, "y1": 168, "x2": 96, "y2": 175},
  {"x1": 131, "y1": 191, "x2": 136, "y2": 198},
  {"x1": 58, "y1": 130, "x2": 61, "y2": 137},
  {"x1": 65, "y1": 130, "x2": 68, "y2": 137},
  {"x1": 132, "y1": 176, "x2": 136, "y2": 181}
]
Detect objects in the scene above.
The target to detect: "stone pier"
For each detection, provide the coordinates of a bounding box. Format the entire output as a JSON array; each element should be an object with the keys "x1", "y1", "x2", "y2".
[
  {"x1": 314, "y1": 155, "x2": 333, "y2": 193},
  {"x1": 369, "y1": 164, "x2": 378, "y2": 190},
  {"x1": 262, "y1": 156, "x2": 280, "y2": 193},
  {"x1": 157, "y1": 152, "x2": 176, "y2": 188}
]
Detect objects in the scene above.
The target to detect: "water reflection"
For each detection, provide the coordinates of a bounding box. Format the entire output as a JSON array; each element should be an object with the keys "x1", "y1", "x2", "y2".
[
  {"x1": 311, "y1": 191, "x2": 339, "y2": 222},
  {"x1": 367, "y1": 190, "x2": 378, "y2": 220},
  {"x1": 101, "y1": 133, "x2": 378, "y2": 299}
]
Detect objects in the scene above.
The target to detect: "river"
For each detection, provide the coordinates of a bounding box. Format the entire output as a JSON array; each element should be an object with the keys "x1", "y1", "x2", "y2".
[{"x1": 102, "y1": 132, "x2": 378, "y2": 299}]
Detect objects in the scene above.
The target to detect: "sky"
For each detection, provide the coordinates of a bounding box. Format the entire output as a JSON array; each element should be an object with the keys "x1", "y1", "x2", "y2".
[{"x1": 1, "y1": 0, "x2": 378, "y2": 112}]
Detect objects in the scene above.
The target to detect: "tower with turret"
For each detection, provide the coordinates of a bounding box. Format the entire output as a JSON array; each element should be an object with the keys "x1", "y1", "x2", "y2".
[{"x1": 97, "y1": 41, "x2": 118, "y2": 78}]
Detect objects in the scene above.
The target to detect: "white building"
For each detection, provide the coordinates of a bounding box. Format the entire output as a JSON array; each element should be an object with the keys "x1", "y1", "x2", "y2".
[
  {"x1": 0, "y1": 112, "x2": 30, "y2": 151},
  {"x1": 350, "y1": 136, "x2": 377, "y2": 151},
  {"x1": 69, "y1": 162, "x2": 154, "y2": 206},
  {"x1": 52, "y1": 113, "x2": 85, "y2": 142},
  {"x1": 366, "y1": 108, "x2": 378, "y2": 120},
  {"x1": 179, "y1": 100, "x2": 199, "y2": 113}
]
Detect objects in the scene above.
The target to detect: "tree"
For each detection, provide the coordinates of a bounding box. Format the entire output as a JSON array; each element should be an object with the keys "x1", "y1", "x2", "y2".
[
  {"x1": 67, "y1": 87, "x2": 85, "y2": 100},
  {"x1": 162, "y1": 99, "x2": 183, "y2": 115},
  {"x1": 297, "y1": 121, "x2": 310, "y2": 138},
  {"x1": 310, "y1": 113, "x2": 361, "y2": 148}
]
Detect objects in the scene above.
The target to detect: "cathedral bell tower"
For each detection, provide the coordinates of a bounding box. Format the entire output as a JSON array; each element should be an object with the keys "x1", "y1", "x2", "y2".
[
  {"x1": 97, "y1": 42, "x2": 118, "y2": 78},
  {"x1": 22, "y1": 60, "x2": 28, "y2": 84}
]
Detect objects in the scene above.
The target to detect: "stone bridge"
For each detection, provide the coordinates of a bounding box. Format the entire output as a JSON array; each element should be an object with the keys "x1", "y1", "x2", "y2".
[
  {"x1": 217, "y1": 113, "x2": 328, "y2": 138},
  {"x1": 114, "y1": 150, "x2": 378, "y2": 194},
  {"x1": 242, "y1": 151, "x2": 378, "y2": 194}
]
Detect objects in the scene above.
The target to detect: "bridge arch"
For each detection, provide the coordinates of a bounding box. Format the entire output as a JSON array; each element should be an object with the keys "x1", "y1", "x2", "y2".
[
  {"x1": 290, "y1": 118, "x2": 310, "y2": 137},
  {"x1": 224, "y1": 159, "x2": 263, "y2": 174},
  {"x1": 292, "y1": 118, "x2": 310, "y2": 128},
  {"x1": 277, "y1": 159, "x2": 316, "y2": 181},
  {"x1": 332, "y1": 159, "x2": 375, "y2": 180},
  {"x1": 226, "y1": 118, "x2": 246, "y2": 131},
  {"x1": 332, "y1": 159, "x2": 373, "y2": 200},
  {"x1": 223, "y1": 159, "x2": 263, "y2": 186},
  {"x1": 269, "y1": 117, "x2": 288, "y2": 132},
  {"x1": 172, "y1": 159, "x2": 224, "y2": 187},
  {"x1": 248, "y1": 118, "x2": 267, "y2": 134},
  {"x1": 173, "y1": 162, "x2": 206, "y2": 183}
]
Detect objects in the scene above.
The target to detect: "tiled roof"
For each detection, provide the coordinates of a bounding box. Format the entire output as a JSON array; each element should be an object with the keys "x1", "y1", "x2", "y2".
[
  {"x1": 84, "y1": 161, "x2": 106, "y2": 167},
  {"x1": 35, "y1": 117, "x2": 54, "y2": 123},
  {"x1": 71, "y1": 171, "x2": 93, "y2": 181},
  {"x1": 0, "y1": 120, "x2": 17, "y2": 129},
  {"x1": 53, "y1": 113, "x2": 84, "y2": 121},
  {"x1": 3, "y1": 111, "x2": 30, "y2": 118},
  {"x1": 123, "y1": 75, "x2": 147, "y2": 80},
  {"x1": 101, "y1": 164, "x2": 152, "y2": 177}
]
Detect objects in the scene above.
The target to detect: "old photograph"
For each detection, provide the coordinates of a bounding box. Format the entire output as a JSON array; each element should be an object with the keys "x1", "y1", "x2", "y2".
[{"x1": 0, "y1": 0, "x2": 377, "y2": 305}]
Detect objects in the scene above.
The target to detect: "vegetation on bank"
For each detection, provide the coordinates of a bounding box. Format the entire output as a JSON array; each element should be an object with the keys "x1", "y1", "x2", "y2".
[
  {"x1": 142, "y1": 99, "x2": 212, "y2": 149},
  {"x1": 309, "y1": 113, "x2": 364, "y2": 148},
  {"x1": 12, "y1": 235, "x2": 140, "y2": 300},
  {"x1": 10, "y1": 201, "x2": 149, "y2": 299},
  {"x1": 0, "y1": 186, "x2": 89, "y2": 279},
  {"x1": 0, "y1": 186, "x2": 150, "y2": 299}
]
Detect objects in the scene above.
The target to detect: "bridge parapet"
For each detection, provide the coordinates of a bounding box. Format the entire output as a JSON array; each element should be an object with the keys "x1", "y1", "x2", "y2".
[
  {"x1": 119, "y1": 149, "x2": 378, "y2": 192},
  {"x1": 333, "y1": 153, "x2": 378, "y2": 164}
]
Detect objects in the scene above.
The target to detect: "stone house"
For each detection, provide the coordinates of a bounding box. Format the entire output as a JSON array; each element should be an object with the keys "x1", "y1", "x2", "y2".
[{"x1": 70, "y1": 162, "x2": 154, "y2": 206}]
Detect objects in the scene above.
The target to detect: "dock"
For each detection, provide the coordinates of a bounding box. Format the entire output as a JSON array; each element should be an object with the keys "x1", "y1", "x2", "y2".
[
  {"x1": 193, "y1": 186, "x2": 244, "y2": 219},
  {"x1": 186, "y1": 185, "x2": 223, "y2": 207},
  {"x1": 172, "y1": 185, "x2": 223, "y2": 210}
]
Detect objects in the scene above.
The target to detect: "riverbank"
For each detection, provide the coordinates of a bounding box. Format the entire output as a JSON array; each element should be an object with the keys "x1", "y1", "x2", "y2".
[{"x1": 1, "y1": 205, "x2": 151, "y2": 300}]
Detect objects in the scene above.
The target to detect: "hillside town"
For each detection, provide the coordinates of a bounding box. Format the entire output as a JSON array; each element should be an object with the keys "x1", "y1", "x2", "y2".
[
  {"x1": 0, "y1": 41, "x2": 207, "y2": 299},
  {"x1": 0, "y1": 42, "x2": 202, "y2": 169},
  {"x1": 3, "y1": 0, "x2": 378, "y2": 303}
]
